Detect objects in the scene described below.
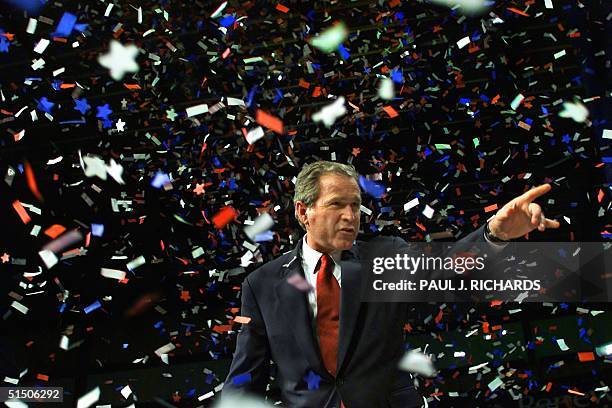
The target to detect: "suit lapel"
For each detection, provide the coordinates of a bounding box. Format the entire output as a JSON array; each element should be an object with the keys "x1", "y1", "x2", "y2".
[
  {"x1": 337, "y1": 247, "x2": 362, "y2": 375},
  {"x1": 274, "y1": 242, "x2": 330, "y2": 377}
]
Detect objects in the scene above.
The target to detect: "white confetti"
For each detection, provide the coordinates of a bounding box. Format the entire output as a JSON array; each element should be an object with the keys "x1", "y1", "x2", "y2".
[
  {"x1": 154, "y1": 342, "x2": 176, "y2": 357},
  {"x1": 510, "y1": 93, "x2": 525, "y2": 110},
  {"x1": 26, "y1": 18, "x2": 37, "y2": 34},
  {"x1": 312, "y1": 97, "x2": 347, "y2": 128},
  {"x1": 398, "y1": 350, "x2": 437, "y2": 377},
  {"x1": 422, "y1": 205, "x2": 434, "y2": 219},
  {"x1": 98, "y1": 40, "x2": 140, "y2": 81},
  {"x1": 556, "y1": 338, "x2": 569, "y2": 351},
  {"x1": 120, "y1": 385, "x2": 132, "y2": 399},
  {"x1": 311, "y1": 22, "x2": 348, "y2": 53},
  {"x1": 77, "y1": 387, "x2": 100, "y2": 408},
  {"x1": 38, "y1": 249, "x2": 59, "y2": 269},
  {"x1": 488, "y1": 376, "x2": 503, "y2": 392},
  {"x1": 246, "y1": 126, "x2": 265, "y2": 144},
  {"x1": 10, "y1": 300, "x2": 28, "y2": 314},
  {"x1": 456, "y1": 36, "x2": 471, "y2": 49},
  {"x1": 378, "y1": 77, "x2": 395, "y2": 100},
  {"x1": 127, "y1": 256, "x2": 146, "y2": 271},
  {"x1": 404, "y1": 197, "x2": 419, "y2": 211},
  {"x1": 100, "y1": 268, "x2": 127, "y2": 280},
  {"x1": 33, "y1": 38, "x2": 50, "y2": 54},
  {"x1": 186, "y1": 104, "x2": 209, "y2": 117},
  {"x1": 558, "y1": 101, "x2": 589, "y2": 122},
  {"x1": 243, "y1": 213, "x2": 275, "y2": 241},
  {"x1": 430, "y1": 0, "x2": 489, "y2": 15}
]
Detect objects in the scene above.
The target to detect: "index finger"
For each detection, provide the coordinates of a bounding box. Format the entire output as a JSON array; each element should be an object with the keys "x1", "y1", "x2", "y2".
[{"x1": 519, "y1": 184, "x2": 552, "y2": 203}]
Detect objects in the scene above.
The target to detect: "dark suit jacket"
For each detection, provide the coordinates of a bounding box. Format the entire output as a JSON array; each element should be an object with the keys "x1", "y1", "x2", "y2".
[{"x1": 223, "y1": 226, "x2": 488, "y2": 407}]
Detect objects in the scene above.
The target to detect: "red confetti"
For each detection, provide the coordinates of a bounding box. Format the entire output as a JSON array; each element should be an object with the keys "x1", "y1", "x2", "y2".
[
  {"x1": 507, "y1": 7, "x2": 530, "y2": 17},
  {"x1": 212, "y1": 206, "x2": 238, "y2": 228},
  {"x1": 383, "y1": 105, "x2": 399, "y2": 118},
  {"x1": 275, "y1": 4, "x2": 289, "y2": 13},
  {"x1": 577, "y1": 351, "x2": 595, "y2": 362},
  {"x1": 44, "y1": 224, "x2": 66, "y2": 239},
  {"x1": 12, "y1": 200, "x2": 31, "y2": 224},
  {"x1": 484, "y1": 204, "x2": 498, "y2": 213},
  {"x1": 24, "y1": 160, "x2": 44, "y2": 202},
  {"x1": 256, "y1": 109, "x2": 284, "y2": 134}
]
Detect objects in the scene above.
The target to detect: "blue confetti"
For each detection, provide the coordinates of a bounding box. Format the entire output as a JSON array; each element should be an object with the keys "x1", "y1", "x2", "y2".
[
  {"x1": 232, "y1": 372, "x2": 252, "y2": 386},
  {"x1": 359, "y1": 175, "x2": 385, "y2": 199},
  {"x1": 84, "y1": 300, "x2": 101, "y2": 314},
  {"x1": 303, "y1": 370, "x2": 321, "y2": 390}
]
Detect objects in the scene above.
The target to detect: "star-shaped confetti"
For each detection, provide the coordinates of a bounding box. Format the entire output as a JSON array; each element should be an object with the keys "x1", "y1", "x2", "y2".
[
  {"x1": 37, "y1": 97, "x2": 55, "y2": 114},
  {"x1": 96, "y1": 104, "x2": 113, "y2": 121},
  {"x1": 303, "y1": 370, "x2": 321, "y2": 390},
  {"x1": 1, "y1": 253, "x2": 10, "y2": 263},
  {"x1": 559, "y1": 101, "x2": 589, "y2": 123},
  {"x1": 166, "y1": 108, "x2": 178, "y2": 121},
  {"x1": 98, "y1": 40, "x2": 140, "y2": 81},
  {"x1": 82, "y1": 155, "x2": 107, "y2": 180},
  {"x1": 74, "y1": 98, "x2": 91, "y2": 115},
  {"x1": 312, "y1": 97, "x2": 347, "y2": 128},
  {"x1": 193, "y1": 183, "x2": 205, "y2": 195},
  {"x1": 115, "y1": 118, "x2": 126, "y2": 132},
  {"x1": 0, "y1": 37, "x2": 10, "y2": 53}
]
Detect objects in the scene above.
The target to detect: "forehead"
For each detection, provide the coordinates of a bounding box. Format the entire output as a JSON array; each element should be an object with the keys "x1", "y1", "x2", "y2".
[{"x1": 317, "y1": 174, "x2": 360, "y2": 198}]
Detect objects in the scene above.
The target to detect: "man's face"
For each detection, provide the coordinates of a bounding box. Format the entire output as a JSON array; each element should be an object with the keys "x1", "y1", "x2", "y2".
[{"x1": 296, "y1": 174, "x2": 361, "y2": 253}]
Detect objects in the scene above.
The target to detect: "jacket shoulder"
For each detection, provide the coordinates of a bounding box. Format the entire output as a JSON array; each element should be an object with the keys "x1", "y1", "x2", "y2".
[{"x1": 246, "y1": 249, "x2": 296, "y2": 285}]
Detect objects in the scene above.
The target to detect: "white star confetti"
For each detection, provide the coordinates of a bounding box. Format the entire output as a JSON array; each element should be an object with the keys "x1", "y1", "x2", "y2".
[
  {"x1": 558, "y1": 100, "x2": 589, "y2": 123},
  {"x1": 312, "y1": 97, "x2": 347, "y2": 128},
  {"x1": 115, "y1": 118, "x2": 126, "y2": 132},
  {"x1": 310, "y1": 22, "x2": 348, "y2": 53},
  {"x1": 83, "y1": 155, "x2": 108, "y2": 180},
  {"x1": 98, "y1": 40, "x2": 139, "y2": 81}
]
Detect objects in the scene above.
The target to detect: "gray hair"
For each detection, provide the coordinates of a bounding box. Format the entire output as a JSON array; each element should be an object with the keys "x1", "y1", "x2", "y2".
[{"x1": 293, "y1": 161, "x2": 360, "y2": 230}]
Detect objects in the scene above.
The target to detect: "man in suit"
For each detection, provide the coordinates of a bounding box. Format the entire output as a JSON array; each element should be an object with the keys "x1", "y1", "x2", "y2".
[{"x1": 222, "y1": 161, "x2": 559, "y2": 407}]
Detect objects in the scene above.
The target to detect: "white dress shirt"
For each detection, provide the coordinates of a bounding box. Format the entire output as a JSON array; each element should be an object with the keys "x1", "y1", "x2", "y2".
[{"x1": 301, "y1": 235, "x2": 343, "y2": 344}]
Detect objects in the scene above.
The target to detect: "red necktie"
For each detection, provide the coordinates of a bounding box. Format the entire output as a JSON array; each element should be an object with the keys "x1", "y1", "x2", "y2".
[{"x1": 316, "y1": 254, "x2": 340, "y2": 377}]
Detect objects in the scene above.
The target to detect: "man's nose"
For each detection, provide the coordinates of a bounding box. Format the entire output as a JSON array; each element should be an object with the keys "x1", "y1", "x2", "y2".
[{"x1": 341, "y1": 205, "x2": 357, "y2": 220}]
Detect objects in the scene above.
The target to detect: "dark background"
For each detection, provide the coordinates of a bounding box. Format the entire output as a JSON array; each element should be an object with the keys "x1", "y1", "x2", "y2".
[{"x1": 0, "y1": 0, "x2": 610, "y2": 406}]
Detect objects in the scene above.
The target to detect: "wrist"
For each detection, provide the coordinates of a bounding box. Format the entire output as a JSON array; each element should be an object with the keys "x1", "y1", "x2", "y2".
[{"x1": 485, "y1": 221, "x2": 508, "y2": 243}]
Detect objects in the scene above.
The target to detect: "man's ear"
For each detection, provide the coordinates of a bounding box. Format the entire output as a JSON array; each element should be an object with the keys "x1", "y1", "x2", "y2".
[{"x1": 295, "y1": 201, "x2": 309, "y2": 227}]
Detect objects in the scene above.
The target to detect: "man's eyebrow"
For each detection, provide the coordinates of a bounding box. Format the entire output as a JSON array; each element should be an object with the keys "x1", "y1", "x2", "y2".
[{"x1": 325, "y1": 195, "x2": 361, "y2": 202}]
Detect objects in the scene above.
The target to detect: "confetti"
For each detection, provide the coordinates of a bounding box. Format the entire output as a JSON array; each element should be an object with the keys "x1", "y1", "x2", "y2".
[
  {"x1": 77, "y1": 387, "x2": 100, "y2": 408},
  {"x1": 244, "y1": 213, "x2": 274, "y2": 241},
  {"x1": 378, "y1": 78, "x2": 395, "y2": 100},
  {"x1": 310, "y1": 22, "x2": 348, "y2": 53},
  {"x1": 398, "y1": 350, "x2": 437, "y2": 377},
  {"x1": 559, "y1": 101, "x2": 589, "y2": 122},
  {"x1": 256, "y1": 109, "x2": 284, "y2": 134},
  {"x1": 312, "y1": 97, "x2": 347, "y2": 128},
  {"x1": 98, "y1": 40, "x2": 139, "y2": 81}
]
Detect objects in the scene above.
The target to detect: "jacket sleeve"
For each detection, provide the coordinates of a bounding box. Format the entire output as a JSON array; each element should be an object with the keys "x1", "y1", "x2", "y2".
[{"x1": 222, "y1": 276, "x2": 271, "y2": 397}]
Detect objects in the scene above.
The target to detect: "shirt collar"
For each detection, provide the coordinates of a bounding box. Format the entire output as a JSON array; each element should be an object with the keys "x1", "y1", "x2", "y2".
[{"x1": 302, "y1": 234, "x2": 342, "y2": 275}]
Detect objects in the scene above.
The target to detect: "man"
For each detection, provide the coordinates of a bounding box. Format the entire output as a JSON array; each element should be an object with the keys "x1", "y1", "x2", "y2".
[{"x1": 222, "y1": 161, "x2": 559, "y2": 407}]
